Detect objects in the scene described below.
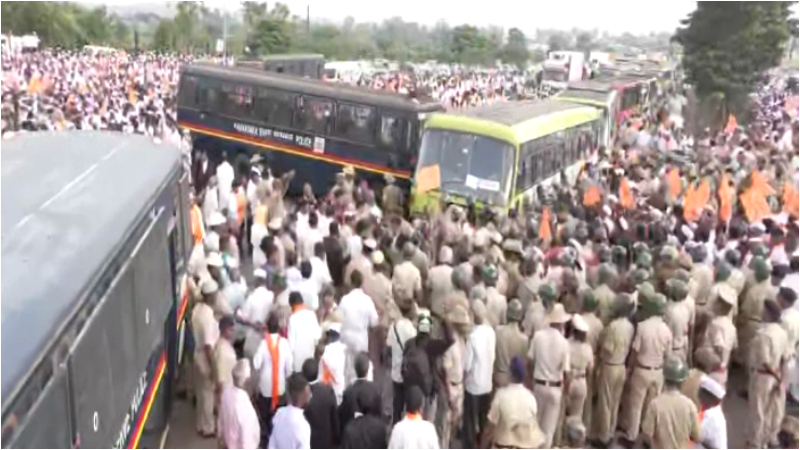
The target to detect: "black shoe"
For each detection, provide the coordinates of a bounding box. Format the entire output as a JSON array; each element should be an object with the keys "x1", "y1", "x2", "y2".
[
  {"x1": 617, "y1": 437, "x2": 635, "y2": 449},
  {"x1": 588, "y1": 438, "x2": 610, "y2": 448}
]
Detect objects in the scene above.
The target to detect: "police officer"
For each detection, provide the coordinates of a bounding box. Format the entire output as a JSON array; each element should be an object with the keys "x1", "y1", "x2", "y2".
[
  {"x1": 494, "y1": 299, "x2": 528, "y2": 388},
  {"x1": 641, "y1": 355, "x2": 699, "y2": 448}
]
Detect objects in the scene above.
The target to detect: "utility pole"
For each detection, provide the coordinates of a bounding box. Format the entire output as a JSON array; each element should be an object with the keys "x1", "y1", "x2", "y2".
[
  {"x1": 223, "y1": 12, "x2": 228, "y2": 61},
  {"x1": 306, "y1": 5, "x2": 310, "y2": 36}
]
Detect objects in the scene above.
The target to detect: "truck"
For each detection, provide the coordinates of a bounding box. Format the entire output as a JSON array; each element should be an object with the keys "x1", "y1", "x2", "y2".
[{"x1": 541, "y1": 51, "x2": 586, "y2": 91}]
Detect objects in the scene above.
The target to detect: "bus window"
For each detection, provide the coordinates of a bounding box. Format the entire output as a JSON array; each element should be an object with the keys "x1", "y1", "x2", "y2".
[
  {"x1": 179, "y1": 76, "x2": 198, "y2": 108},
  {"x1": 336, "y1": 103, "x2": 376, "y2": 144},
  {"x1": 294, "y1": 96, "x2": 333, "y2": 134},
  {"x1": 197, "y1": 78, "x2": 219, "y2": 111},
  {"x1": 220, "y1": 83, "x2": 253, "y2": 119},
  {"x1": 255, "y1": 88, "x2": 294, "y2": 128},
  {"x1": 379, "y1": 113, "x2": 405, "y2": 149}
]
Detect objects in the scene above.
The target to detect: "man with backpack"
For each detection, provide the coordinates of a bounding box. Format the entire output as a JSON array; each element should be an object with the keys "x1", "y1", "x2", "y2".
[
  {"x1": 401, "y1": 310, "x2": 455, "y2": 422},
  {"x1": 387, "y1": 301, "x2": 417, "y2": 424}
]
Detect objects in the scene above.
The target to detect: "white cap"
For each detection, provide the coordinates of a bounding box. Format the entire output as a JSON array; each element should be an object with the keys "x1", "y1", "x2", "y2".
[
  {"x1": 364, "y1": 238, "x2": 377, "y2": 250},
  {"x1": 206, "y1": 252, "x2": 224, "y2": 267},
  {"x1": 253, "y1": 268, "x2": 267, "y2": 279},
  {"x1": 208, "y1": 212, "x2": 227, "y2": 227},
  {"x1": 699, "y1": 375, "x2": 725, "y2": 399},
  {"x1": 204, "y1": 234, "x2": 220, "y2": 253},
  {"x1": 571, "y1": 314, "x2": 589, "y2": 332},
  {"x1": 371, "y1": 250, "x2": 385, "y2": 265},
  {"x1": 201, "y1": 278, "x2": 219, "y2": 294}
]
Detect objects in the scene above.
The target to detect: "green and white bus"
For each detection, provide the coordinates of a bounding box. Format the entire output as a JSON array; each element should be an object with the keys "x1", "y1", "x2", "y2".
[
  {"x1": 410, "y1": 100, "x2": 602, "y2": 214},
  {"x1": 555, "y1": 79, "x2": 619, "y2": 149}
]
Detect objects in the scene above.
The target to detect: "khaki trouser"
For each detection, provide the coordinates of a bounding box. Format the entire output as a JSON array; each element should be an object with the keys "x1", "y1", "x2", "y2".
[
  {"x1": 436, "y1": 383, "x2": 464, "y2": 449},
  {"x1": 622, "y1": 366, "x2": 664, "y2": 441},
  {"x1": 737, "y1": 320, "x2": 761, "y2": 385},
  {"x1": 533, "y1": 382, "x2": 562, "y2": 448},
  {"x1": 566, "y1": 376, "x2": 588, "y2": 419},
  {"x1": 746, "y1": 371, "x2": 785, "y2": 448},
  {"x1": 592, "y1": 363, "x2": 626, "y2": 443},
  {"x1": 193, "y1": 356, "x2": 216, "y2": 435}
]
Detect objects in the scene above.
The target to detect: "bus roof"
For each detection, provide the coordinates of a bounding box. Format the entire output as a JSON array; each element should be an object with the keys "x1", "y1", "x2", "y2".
[
  {"x1": 0, "y1": 132, "x2": 182, "y2": 403},
  {"x1": 183, "y1": 63, "x2": 443, "y2": 113},
  {"x1": 260, "y1": 53, "x2": 325, "y2": 61},
  {"x1": 556, "y1": 87, "x2": 614, "y2": 107},
  {"x1": 425, "y1": 99, "x2": 600, "y2": 145}
]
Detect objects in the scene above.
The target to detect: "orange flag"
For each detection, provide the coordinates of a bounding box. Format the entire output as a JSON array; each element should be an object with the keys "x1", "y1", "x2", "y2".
[
  {"x1": 683, "y1": 182, "x2": 697, "y2": 222},
  {"x1": 583, "y1": 185, "x2": 601, "y2": 206},
  {"x1": 723, "y1": 114, "x2": 738, "y2": 134},
  {"x1": 666, "y1": 168, "x2": 682, "y2": 201},
  {"x1": 718, "y1": 173, "x2": 733, "y2": 222},
  {"x1": 695, "y1": 178, "x2": 711, "y2": 208},
  {"x1": 749, "y1": 170, "x2": 775, "y2": 196},
  {"x1": 740, "y1": 188, "x2": 771, "y2": 223},
  {"x1": 538, "y1": 208, "x2": 552, "y2": 242},
  {"x1": 415, "y1": 165, "x2": 441, "y2": 194},
  {"x1": 783, "y1": 181, "x2": 799, "y2": 217},
  {"x1": 619, "y1": 177, "x2": 635, "y2": 209}
]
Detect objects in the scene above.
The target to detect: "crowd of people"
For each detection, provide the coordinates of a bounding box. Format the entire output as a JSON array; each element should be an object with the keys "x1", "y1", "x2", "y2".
[
  {"x1": 183, "y1": 70, "x2": 799, "y2": 450},
  {"x1": 1, "y1": 49, "x2": 186, "y2": 145},
  {"x1": 3, "y1": 45, "x2": 798, "y2": 449}
]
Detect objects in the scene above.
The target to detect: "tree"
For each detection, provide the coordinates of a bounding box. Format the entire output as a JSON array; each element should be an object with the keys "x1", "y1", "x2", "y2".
[
  {"x1": 502, "y1": 27, "x2": 529, "y2": 67},
  {"x1": 152, "y1": 19, "x2": 177, "y2": 52},
  {"x1": 242, "y1": 1, "x2": 267, "y2": 29},
  {"x1": 174, "y1": 1, "x2": 201, "y2": 52},
  {"x1": 451, "y1": 25, "x2": 496, "y2": 65},
  {"x1": 547, "y1": 33, "x2": 569, "y2": 53},
  {"x1": 246, "y1": 4, "x2": 293, "y2": 56},
  {"x1": 575, "y1": 32, "x2": 593, "y2": 56},
  {"x1": 673, "y1": 2, "x2": 795, "y2": 122}
]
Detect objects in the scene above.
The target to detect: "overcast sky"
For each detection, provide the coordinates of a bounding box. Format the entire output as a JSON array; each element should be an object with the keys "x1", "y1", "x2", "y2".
[
  {"x1": 96, "y1": 0, "x2": 703, "y2": 34},
  {"x1": 271, "y1": 0, "x2": 699, "y2": 34}
]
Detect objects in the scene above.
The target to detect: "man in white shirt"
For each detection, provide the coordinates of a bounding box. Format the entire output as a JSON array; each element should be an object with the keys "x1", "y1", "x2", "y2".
[
  {"x1": 217, "y1": 156, "x2": 235, "y2": 215},
  {"x1": 339, "y1": 270, "x2": 379, "y2": 386},
  {"x1": 389, "y1": 385, "x2": 440, "y2": 449},
  {"x1": 239, "y1": 269, "x2": 274, "y2": 357},
  {"x1": 463, "y1": 301, "x2": 496, "y2": 448},
  {"x1": 320, "y1": 323, "x2": 347, "y2": 404},
  {"x1": 387, "y1": 302, "x2": 417, "y2": 424},
  {"x1": 218, "y1": 360, "x2": 261, "y2": 449},
  {"x1": 697, "y1": 376, "x2": 727, "y2": 449},
  {"x1": 252, "y1": 313, "x2": 293, "y2": 447},
  {"x1": 287, "y1": 292, "x2": 321, "y2": 373},
  {"x1": 296, "y1": 261, "x2": 320, "y2": 312},
  {"x1": 310, "y1": 243, "x2": 333, "y2": 293},
  {"x1": 298, "y1": 211, "x2": 324, "y2": 261},
  {"x1": 268, "y1": 373, "x2": 312, "y2": 450}
]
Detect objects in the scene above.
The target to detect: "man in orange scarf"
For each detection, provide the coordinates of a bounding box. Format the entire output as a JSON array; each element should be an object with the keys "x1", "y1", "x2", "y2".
[{"x1": 252, "y1": 313, "x2": 293, "y2": 447}]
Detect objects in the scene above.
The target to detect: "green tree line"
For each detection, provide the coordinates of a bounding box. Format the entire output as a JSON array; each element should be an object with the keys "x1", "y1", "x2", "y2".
[{"x1": 673, "y1": 1, "x2": 797, "y2": 126}]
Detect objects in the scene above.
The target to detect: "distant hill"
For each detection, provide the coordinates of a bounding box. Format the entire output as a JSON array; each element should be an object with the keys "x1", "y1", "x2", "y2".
[{"x1": 80, "y1": 2, "x2": 177, "y2": 20}]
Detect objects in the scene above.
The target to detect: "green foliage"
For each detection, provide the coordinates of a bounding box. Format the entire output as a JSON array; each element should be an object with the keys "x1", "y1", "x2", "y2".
[
  {"x1": 575, "y1": 32, "x2": 593, "y2": 57},
  {"x1": 501, "y1": 28, "x2": 530, "y2": 68},
  {"x1": 1, "y1": 2, "x2": 130, "y2": 48},
  {"x1": 674, "y1": 1, "x2": 795, "y2": 121},
  {"x1": 152, "y1": 19, "x2": 177, "y2": 52},
  {"x1": 245, "y1": 3, "x2": 293, "y2": 56}
]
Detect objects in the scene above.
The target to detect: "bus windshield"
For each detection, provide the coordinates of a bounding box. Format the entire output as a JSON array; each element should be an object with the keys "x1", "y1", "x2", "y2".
[{"x1": 417, "y1": 129, "x2": 514, "y2": 204}]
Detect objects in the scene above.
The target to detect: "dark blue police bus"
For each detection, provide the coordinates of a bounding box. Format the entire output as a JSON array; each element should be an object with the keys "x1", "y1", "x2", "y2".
[
  {"x1": 177, "y1": 63, "x2": 444, "y2": 193},
  {"x1": 1, "y1": 132, "x2": 193, "y2": 449}
]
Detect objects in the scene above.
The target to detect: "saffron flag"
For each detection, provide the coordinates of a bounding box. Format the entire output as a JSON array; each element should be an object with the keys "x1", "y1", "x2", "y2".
[
  {"x1": 783, "y1": 182, "x2": 799, "y2": 217},
  {"x1": 583, "y1": 185, "x2": 601, "y2": 206},
  {"x1": 415, "y1": 165, "x2": 441, "y2": 194},
  {"x1": 619, "y1": 178, "x2": 635, "y2": 209},
  {"x1": 718, "y1": 173, "x2": 733, "y2": 222},
  {"x1": 723, "y1": 114, "x2": 738, "y2": 134},
  {"x1": 740, "y1": 188, "x2": 771, "y2": 224},
  {"x1": 538, "y1": 208, "x2": 552, "y2": 243},
  {"x1": 749, "y1": 170, "x2": 775, "y2": 196}
]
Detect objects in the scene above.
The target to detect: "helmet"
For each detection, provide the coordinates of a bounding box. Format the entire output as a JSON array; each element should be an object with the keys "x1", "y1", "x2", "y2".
[
  {"x1": 482, "y1": 264, "x2": 499, "y2": 283},
  {"x1": 506, "y1": 299, "x2": 524, "y2": 322},
  {"x1": 581, "y1": 289, "x2": 598, "y2": 312},
  {"x1": 714, "y1": 262, "x2": 732, "y2": 282},
  {"x1": 637, "y1": 282, "x2": 656, "y2": 304},
  {"x1": 666, "y1": 279, "x2": 688, "y2": 301},
  {"x1": 538, "y1": 284, "x2": 557, "y2": 303},
  {"x1": 633, "y1": 268, "x2": 651, "y2": 284},
  {"x1": 636, "y1": 252, "x2": 653, "y2": 269},
  {"x1": 751, "y1": 256, "x2": 771, "y2": 282},
  {"x1": 663, "y1": 355, "x2": 689, "y2": 382}
]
